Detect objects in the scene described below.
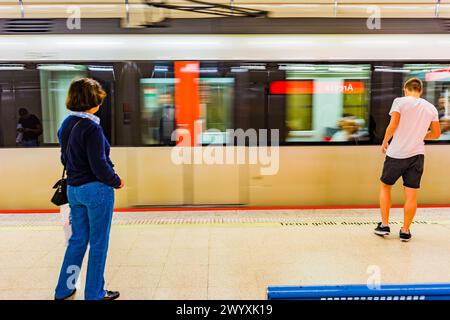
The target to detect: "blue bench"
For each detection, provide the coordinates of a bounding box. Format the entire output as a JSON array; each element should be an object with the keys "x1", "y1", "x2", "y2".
[{"x1": 267, "y1": 283, "x2": 450, "y2": 300}]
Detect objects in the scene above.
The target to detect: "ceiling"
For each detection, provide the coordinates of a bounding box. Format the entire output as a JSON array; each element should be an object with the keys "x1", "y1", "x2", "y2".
[{"x1": 0, "y1": 1, "x2": 449, "y2": 26}]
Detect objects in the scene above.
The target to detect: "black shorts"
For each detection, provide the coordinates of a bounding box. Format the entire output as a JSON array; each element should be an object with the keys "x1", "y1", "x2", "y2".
[{"x1": 380, "y1": 154, "x2": 425, "y2": 189}]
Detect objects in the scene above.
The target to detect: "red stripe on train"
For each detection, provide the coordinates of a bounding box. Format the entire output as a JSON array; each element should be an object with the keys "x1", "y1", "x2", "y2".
[{"x1": 1, "y1": 204, "x2": 450, "y2": 214}]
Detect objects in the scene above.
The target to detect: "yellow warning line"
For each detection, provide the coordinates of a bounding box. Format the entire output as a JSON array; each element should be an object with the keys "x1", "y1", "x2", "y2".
[
  {"x1": 0, "y1": 226, "x2": 66, "y2": 231},
  {"x1": 114, "y1": 222, "x2": 281, "y2": 229},
  {"x1": 0, "y1": 220, "x2": 448, "y2": 232},
  {"x1": 0, "y1": 222, "x2": 282, "y2": 231}
]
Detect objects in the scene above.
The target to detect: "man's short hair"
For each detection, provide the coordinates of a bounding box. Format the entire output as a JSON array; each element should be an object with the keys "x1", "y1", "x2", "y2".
[
  {"x1": 66, "y1": 78, "x2": 106, "y2": 112},
  {"x1": 18, "y1": 108, "x2": 28, "y2": 116},
  {"x1": 404, "y1": 77, "x2": 423, "y2": 93}
]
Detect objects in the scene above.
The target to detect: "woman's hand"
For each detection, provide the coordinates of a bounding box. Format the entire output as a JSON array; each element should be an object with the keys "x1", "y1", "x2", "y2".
[{"x1": 118, "y1": 178, "x2": 125, "y2": 189}]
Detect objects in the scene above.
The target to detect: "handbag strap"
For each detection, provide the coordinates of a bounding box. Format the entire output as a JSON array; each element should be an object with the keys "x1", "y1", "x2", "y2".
[{"x1": 61, "y1": 119, "x2": 82, "y2": 179}]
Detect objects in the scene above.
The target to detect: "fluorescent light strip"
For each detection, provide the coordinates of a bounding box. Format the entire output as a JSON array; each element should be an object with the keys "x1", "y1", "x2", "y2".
[
  {"x1": 375, "y1": 68, "x2": 410, "y2": 73},
  {"x1": 88, "y1": 65, "x2": 114, "y2": 72},
  {"x1": 199, "y1": 67, "x2": 218, "y2": 73},
  {"x1": 328, "y1": 67, "x2": 365, "y2": 72},
  {"x1": 37, "y1": 64, "x2": 87, "y2": 71},
  {"x1": 279, "y1": 65, "x2": 316, "y2": 71},
  {"x1": 0, "y1": 64, "x2": 25, "y2": 71},
  {"x1": 240, "y1": 64, "x2": 266, "y2": 70},
  {"x1": 154, "y1": 66, "x2": 169, "y2": 72},
  {"x1": 230, "y1": 67, "x2": 248, "y2": 73}
]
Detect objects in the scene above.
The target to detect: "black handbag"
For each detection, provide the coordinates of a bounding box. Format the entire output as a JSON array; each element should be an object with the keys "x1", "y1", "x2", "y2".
[{"x1": 51, "y1": 120, "x2": 82, "y2": 206}]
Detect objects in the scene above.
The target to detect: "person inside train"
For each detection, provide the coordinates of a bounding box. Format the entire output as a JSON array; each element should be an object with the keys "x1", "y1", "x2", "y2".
[
  {"x1": 375, "y1": 77, "x2": 441, "y2": 242},
  {"x1": 331, "y1": 116, "x2": 360, "y2": 142},
  {"x1": 16, "y1": 108, "x2": 42, "y2": 147},
  {"x1": 330, "y1": 115, "x2": 366, "y2": 142},
  {"x1": 54, "y1": 78, "x2": 124, "y2": 300},
  {"x1": 436, "y1": 95, "x2": 448, "y2": 119},
  {"x1": 438, "y1": 116, "x2": 450, "y2": 140},
  {"x1": 158, "y1": 94, "x2": 175, "y2": 145}
]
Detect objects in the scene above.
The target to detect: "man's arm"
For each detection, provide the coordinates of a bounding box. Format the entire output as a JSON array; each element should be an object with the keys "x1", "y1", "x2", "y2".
[
  {"x1": 23, "y1": 117, "x2": 43, "y2": 135},
  {"x1": 424, "y1": 121, "x2": 441, "y2": 140},
  {"x1": 24, "y1": 124, "x2": 42, "y2": 135},
  {"x1": 381, "y1": 111, "x2": 400, "y2": 153}
]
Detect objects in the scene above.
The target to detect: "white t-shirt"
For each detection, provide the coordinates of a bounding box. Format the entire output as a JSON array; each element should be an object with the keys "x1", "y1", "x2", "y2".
[{"x1": 386, "y1": 96, "x2": 439, "y2": 159}]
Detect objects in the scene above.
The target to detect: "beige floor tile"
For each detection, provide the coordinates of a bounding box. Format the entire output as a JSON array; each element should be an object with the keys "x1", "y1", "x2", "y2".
[
  {"x1": 20, "y1": 267, "x2": 60, "y2": 290},
  {"x1": 208, "y1": 286, "x2": 265, "y2": 300},
  {"x1": 153, "y1": 286, "x2": 207, "y2": 300},
  {"x1": 104, "y1": 265, "x2": 121, "y2": 283},
  {"x1": 133, "y1": 235, "x2": 174, "y2": 249},
  {"x1": 108, "y1": 266, "x2": 161, "y2": 288},
  {"x1": 249, "y1": 247, "x2": 304, "y2": 265},
  {"x1": 159, "y1": 264, "x2": 208, "y2": 288},
  {"x1": 0, "y1": 288, "x2": 53, "y2": 300},
  {"x1": 116, "y1": 287, "x2": 155, "y2": 300},
  {"x1": 0, "y1": 232, "x2": 30, "y2": 251},
  {"x1": 208, "y1": 264, "x2": 258, "y2": 288},
  {"x1": 2, "y1": 208, "x2": 450, "y2": 300},
  {"x1": 134, "y1": 238, "x2": 172, "y2": 249},
  {"x1": 208, "y1": 250, "x2": 253, "y2": 265},
  {"x1": 166, "y1": 248, "x2": 209, "y2": 266},
  {"x1": 109, "y1": 233, "x2": 138, "y2": 251},
  {"x1": 36, "y1": 250, "x2": 66, "y2": 268},
  {"x1": 0, "y1": 250, "x2": 47, "y2": 269},
  {"x1": 172, "y1": 229, "x2": 210, "y2": 249},
  {"x1": 106, "y1": 249, "x2": 130, "y2": 266},
  {"x1": 123, "y1": 247, "x2": 170, "y2": 266},
  {"x1": 209, "y1": 236, "x2": 249, "y2": 249},
  {"x1": 137, "y1": 227, "x2": 176, "y2": 237},
  {"x1": 0, "y1": 268, "x2": 30, "y2": 290}
]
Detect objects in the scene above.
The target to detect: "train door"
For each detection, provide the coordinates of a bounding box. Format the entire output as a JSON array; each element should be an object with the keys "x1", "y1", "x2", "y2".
[
  {"x1": 192, "y1": 71, "x2": 242, "y2": 205},
  {"x1": 176, "y1": 61, "x2": 244, "y2": 205},
  {"x1": 134, "y1": 61, "x2": 249, "y2": 206}
]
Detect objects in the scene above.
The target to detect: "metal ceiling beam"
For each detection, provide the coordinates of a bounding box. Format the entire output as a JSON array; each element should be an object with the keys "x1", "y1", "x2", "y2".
[{"x1": 144, "y1": 0, "x2": 268, "y2": 19}]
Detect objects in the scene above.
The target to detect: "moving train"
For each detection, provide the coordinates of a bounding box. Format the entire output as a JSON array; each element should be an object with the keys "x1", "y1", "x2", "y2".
[{"x1": 1, "y1": 32, "x2": 450, "y2": 210}]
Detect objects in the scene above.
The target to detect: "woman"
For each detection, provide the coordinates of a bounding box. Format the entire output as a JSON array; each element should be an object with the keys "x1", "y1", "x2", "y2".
[{"x1": 54, "y1": 78, "x2": 124, "y2": 300}]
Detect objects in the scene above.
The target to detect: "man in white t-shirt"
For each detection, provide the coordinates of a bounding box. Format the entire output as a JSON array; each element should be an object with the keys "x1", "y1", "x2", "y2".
[{"x1": 374, "y1": 78, "x2": 441, "y2": 242}]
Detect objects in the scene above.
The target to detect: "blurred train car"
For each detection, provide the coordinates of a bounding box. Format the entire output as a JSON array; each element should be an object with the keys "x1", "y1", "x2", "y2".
[{"x1": 1, "y1": 33, "x2": 450, "y2": 210}]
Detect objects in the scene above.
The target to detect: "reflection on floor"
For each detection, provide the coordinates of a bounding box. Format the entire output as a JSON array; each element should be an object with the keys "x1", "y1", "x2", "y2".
[{"x1": 0, "y1": 208, "x2": 449, "y2": 300}]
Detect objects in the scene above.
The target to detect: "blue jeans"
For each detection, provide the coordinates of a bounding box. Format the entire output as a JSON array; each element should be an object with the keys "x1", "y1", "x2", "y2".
[
  {"x1": 19, "y1": 140, "x2": 38, "y2": 147},
  {"x1": 55, "y1": 181, "x2": 115, "y2": 300}
]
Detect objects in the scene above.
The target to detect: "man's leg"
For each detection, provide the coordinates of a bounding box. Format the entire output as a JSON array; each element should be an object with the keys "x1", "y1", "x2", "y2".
[
  {"x1": 402, "y1": 186, "x2": 417, "y2": 232},
  {"x1": 379, "y1": 182, "x2": 392, "y2": 225}
]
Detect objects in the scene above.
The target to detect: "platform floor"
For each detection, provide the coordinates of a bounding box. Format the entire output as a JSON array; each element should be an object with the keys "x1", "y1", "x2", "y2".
[{"x1": 0, "y1": 208, "x2": 449, "y2": 300}]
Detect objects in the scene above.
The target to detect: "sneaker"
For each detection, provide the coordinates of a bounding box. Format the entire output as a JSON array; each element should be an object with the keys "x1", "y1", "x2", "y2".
[
  {"x1": 399, "y1": 229, "x2": 412, "y2": 242},
  {"x1": 374, "y1": 222, "x2": 390, "y2": 236},
  {"x1": 102, "y1": 290, "x2": 120, "y2": 300}
]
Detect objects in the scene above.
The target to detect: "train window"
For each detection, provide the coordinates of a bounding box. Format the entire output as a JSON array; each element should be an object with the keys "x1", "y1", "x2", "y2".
[
  {"x1": 403, "y1": 64, "x2": 450, "y2": 141},
  {"x1": 140, "y1": 78, "x2": 176, "y2": 145},
  {"x1": 274, "y1": 64, "x2": 371, "y2": 143},
  {"x1": 140, "y1": 63, "x2": 235, "y2": 146},
  {"x1": 0, "y1": 65, "x2": 42, "y2": 148},
  {"x1": 39, "y1": 64, "x2": 88, "y2": 144},
  {"x1": 199, "y1": 78, "x2": 234, "y2": 145}
]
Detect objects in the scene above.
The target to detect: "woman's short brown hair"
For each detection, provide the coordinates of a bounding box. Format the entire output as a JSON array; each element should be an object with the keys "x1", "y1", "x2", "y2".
[{"x1": 66, "y1": 78, "x2": 107, "y2": 112}]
